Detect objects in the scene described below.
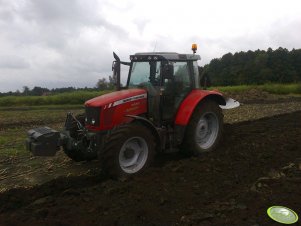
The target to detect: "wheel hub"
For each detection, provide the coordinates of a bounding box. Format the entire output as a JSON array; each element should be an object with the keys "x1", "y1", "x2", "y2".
[
  {"x1": 195, "y1": 112, "x2": 219, "y2": 150},
  {"x1": 124, "y1": 148, "x2": 135, "y2": 159},
  {"x1": 198, "y1": 119, "x2": 209, "y2": 139},
  {"x1": 119, "y1": 137, "x2": 148, "y2": 173}
]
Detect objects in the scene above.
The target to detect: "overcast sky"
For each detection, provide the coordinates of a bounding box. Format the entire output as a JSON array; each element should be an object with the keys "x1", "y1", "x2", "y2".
[{"x1": 0, "y1": 0, "x2": 301, "y2": 92}]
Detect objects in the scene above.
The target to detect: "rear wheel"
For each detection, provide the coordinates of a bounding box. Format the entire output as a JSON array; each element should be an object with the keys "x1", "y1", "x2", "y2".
[
  {"x1": 182, "y1": 100, "x2": 223, "y2": 156},
  {"x1": 100, "y1": 124, "x2": 155, "y2": 178}
]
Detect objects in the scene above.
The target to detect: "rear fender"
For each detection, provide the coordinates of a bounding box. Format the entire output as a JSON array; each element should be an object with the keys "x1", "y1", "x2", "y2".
[{"x1": 174, "y1": 90, "x2": 225, "y2": 126}]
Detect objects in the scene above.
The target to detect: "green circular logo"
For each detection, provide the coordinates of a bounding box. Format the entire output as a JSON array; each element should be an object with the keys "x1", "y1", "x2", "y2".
[{"x1": 267, "y1": 206, "x2": 298, "y2": 224}]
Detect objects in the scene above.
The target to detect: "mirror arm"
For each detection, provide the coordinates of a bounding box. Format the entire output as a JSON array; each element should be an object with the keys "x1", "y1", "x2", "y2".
[
  {"x1": 121, "y1": 61, "x2": 131, "y2": 66},
  {"x1": 112, "y1": 52, "x2": 121, "y2": 91}
]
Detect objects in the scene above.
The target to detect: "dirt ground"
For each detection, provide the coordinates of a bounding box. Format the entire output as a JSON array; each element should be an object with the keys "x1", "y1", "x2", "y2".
[{"x1": 0, "y1": 92, "x2": 301, "y2": 226}]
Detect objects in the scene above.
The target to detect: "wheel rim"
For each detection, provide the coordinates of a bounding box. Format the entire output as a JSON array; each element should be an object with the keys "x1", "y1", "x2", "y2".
[
  {"x1": 119, "y1": 137, "x2": 148, "y2": 174},
  {"x1": 195, "y1": 112, "x2": 219, "y2": 150}
]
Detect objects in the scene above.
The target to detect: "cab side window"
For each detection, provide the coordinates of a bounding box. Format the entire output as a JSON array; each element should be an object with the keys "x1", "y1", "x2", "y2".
[
  {"x1": 173, "y1": 62, "x2": 191, "y2": 90},
  {"x1": 164, "y1": 61, "x2": 191, "y2": 95}
]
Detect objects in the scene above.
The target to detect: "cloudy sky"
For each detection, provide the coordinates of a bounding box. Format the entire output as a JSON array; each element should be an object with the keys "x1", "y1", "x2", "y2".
[{"x1": 0, "y1": 0, "x2": 301, "y2": 92}]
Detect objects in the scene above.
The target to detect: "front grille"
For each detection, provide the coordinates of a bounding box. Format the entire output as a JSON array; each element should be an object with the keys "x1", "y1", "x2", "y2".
[{"x1": 85, "y1": 106, "x2": 101, "y2": 127}]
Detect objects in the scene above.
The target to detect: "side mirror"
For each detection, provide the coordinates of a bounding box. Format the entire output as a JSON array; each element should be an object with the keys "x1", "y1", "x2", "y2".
[
  {"x1": 162, "y1": 64, "x2": 174, "y2": 79},
  {"x1": 113, "y1": 52, "x2": 120, "y2": 61},
  {"x1": 112, "y1": 52, "x2": 121, "y2": 90}
]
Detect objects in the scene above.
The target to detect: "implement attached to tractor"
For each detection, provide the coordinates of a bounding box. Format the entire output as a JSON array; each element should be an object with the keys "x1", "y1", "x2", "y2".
[
  {"x1": 26, "y1": 44, "x2": 239, "y2": 177},
  {"x1": 26, "y1": 127, "x2": 60, "y2": 156}
]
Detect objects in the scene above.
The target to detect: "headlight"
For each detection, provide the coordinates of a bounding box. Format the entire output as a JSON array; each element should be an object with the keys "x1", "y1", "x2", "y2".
[{"x1": 85, "y1": 106, "x2": 101, "y2": 126}]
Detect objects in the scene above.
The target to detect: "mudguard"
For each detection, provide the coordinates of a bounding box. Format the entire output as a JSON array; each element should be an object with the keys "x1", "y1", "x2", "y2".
[
  {"x1": 174, "y1": 89, "x2": 226, "y2": 126},
  {"x1": 125, "y1": 115, "x2": 163, "y2": 150}
]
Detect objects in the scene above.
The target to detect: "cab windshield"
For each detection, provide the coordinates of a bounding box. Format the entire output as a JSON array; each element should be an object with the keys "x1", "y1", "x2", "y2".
[{"x1": 128, "y1": 61, "x2": 161, "y2": 87}]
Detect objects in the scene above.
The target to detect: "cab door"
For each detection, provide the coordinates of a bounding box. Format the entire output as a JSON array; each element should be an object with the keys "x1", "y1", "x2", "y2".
[{"x1": 161, "y1": 61, "x2": 193, "y2": 122}]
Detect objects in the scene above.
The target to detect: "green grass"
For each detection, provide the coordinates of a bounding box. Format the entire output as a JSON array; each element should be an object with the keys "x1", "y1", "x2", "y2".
[
  {"x1": 0, "y1": 106, "x2": 84, "y2": 128},
  {"x1": 0, "y1": 104, "x2": 83, "y2": 112},
  {"x1": 212, "y1": 83, "x2": 301, "y2": 95},
  {"x1": 1, "y1": 84, "x2": 300, "y2": 108},
  {"x1": 0, "y1": 147, "x2": 27, "y2": 158},
  {"x1": 0, "y1": 136, "x2": 8, "y2": 146},
  {"x1": 0, "y1": 128, "x2": 28, "y2": 157},
  {"x1": 212, "y1": 84, "x2": 256, "y2": 93},
  {"x1": 261, "y1": 83, "x2": 301, "y2": 94},
  {"x1": 0, "y1": 90, "x2": 111, "y2": 107}
]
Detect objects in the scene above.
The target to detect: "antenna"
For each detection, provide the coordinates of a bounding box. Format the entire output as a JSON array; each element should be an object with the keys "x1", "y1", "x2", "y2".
[{"x1": 153, "y1": 41, "x2": 157, "y2": 52}]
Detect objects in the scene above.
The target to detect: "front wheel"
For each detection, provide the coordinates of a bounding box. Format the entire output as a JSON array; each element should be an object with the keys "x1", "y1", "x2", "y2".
[
  {"x1": 99, "y1": 124, "x2": 155, "y2": 178},
  {"x1": 182, "y1": 100, "x2": 223, "y2": 156}
]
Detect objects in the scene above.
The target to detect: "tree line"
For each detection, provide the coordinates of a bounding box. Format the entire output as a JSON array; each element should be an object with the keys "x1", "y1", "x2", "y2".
[
  {"x1": 201, "y1": 47, "x2": 301, "y2": 86},
  {"x1": 0, "y1": 76, "x2": 115, "y2": 97}
]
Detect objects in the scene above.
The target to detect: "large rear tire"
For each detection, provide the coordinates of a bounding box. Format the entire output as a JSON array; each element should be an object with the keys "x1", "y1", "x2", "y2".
[
  {"x1": 182, "y1": 100, "x2": 223, "y2": 156},
  {"x1": 99, "y1": 124, "x2": 155, "y2": 178}
]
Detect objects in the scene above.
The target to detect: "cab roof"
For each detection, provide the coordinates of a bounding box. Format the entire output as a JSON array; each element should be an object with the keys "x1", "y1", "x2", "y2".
[{"x1": 130, "y1": 52, "x2": 201, "y2": 61}]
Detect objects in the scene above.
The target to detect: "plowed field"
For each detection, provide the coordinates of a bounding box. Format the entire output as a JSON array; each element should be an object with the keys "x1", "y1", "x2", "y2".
[{"x1": 0, "y1": 93, "x2": 300, "y2": 226}]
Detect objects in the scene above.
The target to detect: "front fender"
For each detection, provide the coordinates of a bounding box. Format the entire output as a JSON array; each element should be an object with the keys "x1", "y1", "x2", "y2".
[
  {"x1": 174, "y1": 89, "x2": 225, "y2": 126},
  {"x1": 125, "y1": 115, "x2": 163, "y2": 151}
]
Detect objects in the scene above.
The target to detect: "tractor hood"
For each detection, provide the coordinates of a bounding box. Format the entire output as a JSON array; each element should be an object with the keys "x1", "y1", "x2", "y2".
[{"x1": 85, "y1": 89, "x2": 147, "y2": 108}]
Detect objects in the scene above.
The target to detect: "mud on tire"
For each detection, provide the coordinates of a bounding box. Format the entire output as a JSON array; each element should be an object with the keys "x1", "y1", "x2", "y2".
[
  {"x1": 99, "y1": 123, "x2": 156, "y2": 178},
  {"x1": 182, "y1": 100, "x2": 223, "y2": 156}
]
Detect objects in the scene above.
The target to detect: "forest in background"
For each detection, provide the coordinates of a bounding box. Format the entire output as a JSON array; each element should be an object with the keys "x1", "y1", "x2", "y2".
[{"x1": 201, "y1": 47, "x2": 301, "y2": 85}]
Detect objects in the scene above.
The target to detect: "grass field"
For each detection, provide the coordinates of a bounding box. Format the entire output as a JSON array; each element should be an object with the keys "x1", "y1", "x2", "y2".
[
  {"x1": 0, "y1": 90, "x2": 109, "y2": 107},
  {"x1": 213, "y1": 83, "x2": 301, "y2": 94},
  {"x1": 0, "y1": 83, "x2": 300, "y2": 107}
]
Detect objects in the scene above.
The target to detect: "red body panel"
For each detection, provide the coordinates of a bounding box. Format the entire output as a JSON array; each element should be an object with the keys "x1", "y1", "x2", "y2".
[
  {"x1": 85, "y1": 89, "x2": 147, "y2": 131},
  {"x1": 174, "y1": 89, "x2": 223, "y2": 126},
  {"x1": 85, "y1": 89, "x2": 146, "y2": 107}
]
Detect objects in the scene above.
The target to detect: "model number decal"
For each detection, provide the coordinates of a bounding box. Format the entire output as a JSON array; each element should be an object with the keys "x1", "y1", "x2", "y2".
[{"x1": 105, "y1": 94, "x2": 147, "y2": 108}]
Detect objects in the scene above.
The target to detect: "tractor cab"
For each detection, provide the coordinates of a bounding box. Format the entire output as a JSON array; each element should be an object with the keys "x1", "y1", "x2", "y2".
[{"x1": 113, "y1": 51, "x2": 201, "y2": 125}]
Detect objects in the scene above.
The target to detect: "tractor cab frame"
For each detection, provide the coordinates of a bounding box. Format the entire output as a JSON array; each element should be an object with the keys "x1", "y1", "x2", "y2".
[{"x1": 113, "y1": 52, "x2": 203, "y2": 126}]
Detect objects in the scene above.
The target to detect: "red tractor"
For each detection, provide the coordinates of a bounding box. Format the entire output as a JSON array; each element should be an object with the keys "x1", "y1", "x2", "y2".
[{"x1": 26, "y1": 45, "x2": 239, "y2": 177}]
